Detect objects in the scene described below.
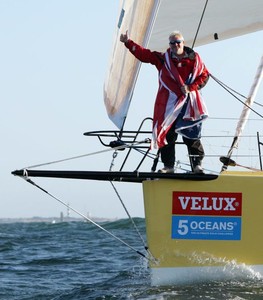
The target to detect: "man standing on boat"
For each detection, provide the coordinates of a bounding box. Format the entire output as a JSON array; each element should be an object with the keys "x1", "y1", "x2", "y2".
[{"x1": 120, "y1": 30, "x2": 209, "y2": 174}]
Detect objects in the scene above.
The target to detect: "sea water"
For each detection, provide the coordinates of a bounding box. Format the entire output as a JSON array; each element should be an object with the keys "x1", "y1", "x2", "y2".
[{"x1": 0, "y1": 218, "x2": 262, "y2": 299}]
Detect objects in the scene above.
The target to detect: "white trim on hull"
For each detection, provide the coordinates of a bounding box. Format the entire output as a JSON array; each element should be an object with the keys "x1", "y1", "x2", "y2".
[{"x1": 150, "y1": 265, "x2": 263, "y2": 286}]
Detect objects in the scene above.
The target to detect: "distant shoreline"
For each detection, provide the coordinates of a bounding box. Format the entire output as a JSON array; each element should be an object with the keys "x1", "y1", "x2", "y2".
[{"x1": 0, "y1": 216, "x2": 117, "y2": 224}]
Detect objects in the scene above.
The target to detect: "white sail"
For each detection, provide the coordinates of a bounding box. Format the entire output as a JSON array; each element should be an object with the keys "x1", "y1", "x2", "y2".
[
  {"x1": 104, "y1": 0, "x2": 263, "y2": 129},
  {"x1": 104, "y1": 0, "x2": 161, "y2": 129},
  {"x1": 149, "y1": 0, "x2": 263, "y2": 50}
]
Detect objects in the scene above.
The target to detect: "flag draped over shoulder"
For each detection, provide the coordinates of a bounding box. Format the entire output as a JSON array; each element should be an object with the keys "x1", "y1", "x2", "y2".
[{"x1": 151, "y1": 49, "x2": 208, "y2": 149}]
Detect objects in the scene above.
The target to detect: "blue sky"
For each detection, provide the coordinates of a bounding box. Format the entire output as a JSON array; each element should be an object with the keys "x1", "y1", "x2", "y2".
[{"x1": 1, "y1": 1, "x2": 263, "y2": 219}]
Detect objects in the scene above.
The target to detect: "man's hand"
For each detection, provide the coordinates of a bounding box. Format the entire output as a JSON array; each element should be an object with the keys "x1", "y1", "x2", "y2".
[
  {"x1": 181, "y1": 85, "x2": 190, "y2": 95},
  {"x1": 120, "y1": 30, "x2": 128, "y2": 43}
]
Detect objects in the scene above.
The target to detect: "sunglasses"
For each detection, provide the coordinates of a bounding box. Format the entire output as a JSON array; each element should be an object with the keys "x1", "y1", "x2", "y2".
[{"x1": 169, "y1": 40, "x2": 183, "y2": 45}]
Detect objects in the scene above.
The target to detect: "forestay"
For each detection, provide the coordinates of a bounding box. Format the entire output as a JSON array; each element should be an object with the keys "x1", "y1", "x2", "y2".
[{"x1": 104, "y1": 0, "x2": 263, "y2": 130}]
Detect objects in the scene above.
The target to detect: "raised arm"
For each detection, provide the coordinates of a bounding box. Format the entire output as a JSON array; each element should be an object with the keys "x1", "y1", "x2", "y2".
[{"x1": 120, "y1": 31, "x2": 163, "y2": 69}]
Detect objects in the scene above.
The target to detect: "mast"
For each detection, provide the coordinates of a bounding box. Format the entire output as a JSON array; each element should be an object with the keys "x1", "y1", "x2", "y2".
[{"x1": 221, "y1": 55, "x2": 263, "y2": 171}]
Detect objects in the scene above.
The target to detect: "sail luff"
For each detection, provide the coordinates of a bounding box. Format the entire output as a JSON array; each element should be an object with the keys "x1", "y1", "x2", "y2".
[{"x1": 104, "y1": 0, "x2": 161, "y2": 129}]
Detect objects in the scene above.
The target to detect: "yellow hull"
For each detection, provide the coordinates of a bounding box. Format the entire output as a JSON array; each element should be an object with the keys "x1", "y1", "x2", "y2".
[{"x1": 143, "y1": 171, "x2": 263, "y2": 285}]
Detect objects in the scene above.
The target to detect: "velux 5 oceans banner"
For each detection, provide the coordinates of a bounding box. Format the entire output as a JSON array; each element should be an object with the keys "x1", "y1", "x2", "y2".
[{"x1": 171, "y1": 191, "x2": 242, "y2": 240}]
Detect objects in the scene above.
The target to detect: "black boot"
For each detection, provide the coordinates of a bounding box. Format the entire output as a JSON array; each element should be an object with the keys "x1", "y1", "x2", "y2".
[{"x1": 183, "y1": 137, "x2": 205, "y2": 173}]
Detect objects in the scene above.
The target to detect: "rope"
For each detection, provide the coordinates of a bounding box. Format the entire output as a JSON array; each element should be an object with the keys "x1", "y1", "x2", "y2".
[
  {"x1": 18, "y1": 173, "x2": 157, "y2": 264},
  {"x1": 25, "y1": 139, "x2": 149, "y2": 169}
]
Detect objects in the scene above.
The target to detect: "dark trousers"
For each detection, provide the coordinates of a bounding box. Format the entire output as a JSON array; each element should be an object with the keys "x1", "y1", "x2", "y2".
[{"x1": 160, "y1": 123, "x2": 205, "y2": 170}]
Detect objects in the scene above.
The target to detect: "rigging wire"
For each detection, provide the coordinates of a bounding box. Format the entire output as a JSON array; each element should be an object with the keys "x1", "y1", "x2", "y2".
[
  {"x1": 108, "y1": 150, "x2": 157, "y2": 262},
  {"x1": 15, "y1": 139, "x2": 158, "y2": 263},
  {"x1": 18, "y1": 172, "x2": 157, "y2": 264},
  {"x1": 210, "y1": 75, "x2": 248, "y2": 99},
  {"x1": 191, "y1": 0, "x2": 209, "y2": 49},
  {"x1": 212, "y1": 54, "x2": 263, "y2": 171},
  {"x1": 210, "y1": 74, "x2": 263, "y2": 119},
  {"x1": 255, "y1": 101, "x2": 263, "y2": 108},
  {"x1": 19, "y1": 138, "x2": 157, "y2": 261},
  {"x1": 209, "y1": 117, "x2": 263, "y2": 121}
]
